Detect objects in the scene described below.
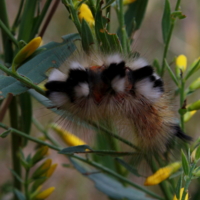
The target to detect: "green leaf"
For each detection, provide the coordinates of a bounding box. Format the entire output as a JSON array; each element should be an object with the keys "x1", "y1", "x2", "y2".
[
  {"x1": 59, "y1": 145, "x2": 92, "y2": 155},
  {"x1": 102, "y1": 0, "x2": 115, "y2": 10},
  {"x1": 0, "y1": 34, "x2": 79, "y2": 99},
  {"x1": 0, "y1": 130, "x2": 11, "y2": 138},
  {"x1": 195, "y1": 146, "x2": 200, "y2": 161},
  {"x1": 185, "y1": 60, "x2": 200, "y2": 80},
  {"x1": 70, "y1": 158, "x2": 153, "y2": 200},
  {"x1": 95, "y1": 1, "x2": 122, "y2": 53},
  {"x1": 181, "y1": 150, "x2": 189, "y2": 175},
  {"x1": 81, "y1": 19, "x2": 94, "y2": 52},
  {"x1": 19, "y1": 92, "x2": 32, "y2": 146},
  {"x1": 10, "y1": 169, "x2": 24, "y2": 184},
  {"x1": 123, "y1": 0, "x2": 148, "y2": 37},
  {"x1": 14, "y1": 189, "x2": 26, "y2": 200},
  {"x1": 165, "y1": 59, "x2": 179, "y2": 86},
  {"x1": 175, "y1": 175, "x2": 182, "y2": 199},
  {"x1": 153, "y1": 59, "x2": 160, "y2": 74},
  {"x1": 115, "y1": 158, "x2": 141, "y2": 177},
  {"x1": 162, "y1": 0, "x2": 171, "y2": 43}
]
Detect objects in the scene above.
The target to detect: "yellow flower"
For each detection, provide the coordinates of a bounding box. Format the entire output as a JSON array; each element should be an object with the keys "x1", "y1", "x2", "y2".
[
  {"x1": 51, "y1": 123, "x2": 86, "y2": 146},
  {"x1": 184, "y1": 110, "x2": 197, "y2": 122},
  {"x1": 176, "y1": 55, "x2": 187, "y2": 72},
  {"x1": 173, "y1": 188, "x2": 188, "y2": 200},
  {"x1": 78, "y1": 3, "x2": 95, "y2": 26},
  {"x1": 32, "y1": 146, "x2": 49, "y2": 164},
  {"x1": 144, "y1": 162, "x2": 181, "y2": 186},
  {"x1": 123, "y1": 0, "x2": 137, "y2": 5},
  {"x1": 32, "y1": 159, "x2": 52, "y2": 179},
  {"x1": 46, "y1": 163, "x2": 58, "y2": 177},
  {"x1": 35, "y1": 187, "x2": 55, "y2": 199},
  {"x1": 12, "y1": 37, "x2": 42, "y2": 71}
]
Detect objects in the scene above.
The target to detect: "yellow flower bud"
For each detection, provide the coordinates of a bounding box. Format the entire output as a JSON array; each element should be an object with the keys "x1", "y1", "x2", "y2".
[
  {"x1": 12, "y1": 37, "x2": 42, "y2": 69},
  {"x1": 46, "y1": 163, "x2": 57, "y2": 178},
  {"x1": 35, "y1": 187, "x2": 55, "y2": 199},
  {"x1": 191, "y1": 148, "x2": 197, "y2": 163},
  {"x1": 51, "y1": 123, "x2": 86, "y2": 146},
  {"x1": 176, "y1": 55, "x2": 187, "y2": 72},
  {"x1": 187, "y1": 100, "x2": 200, "y2": 111},
  {"x1": 32, "y1": 159, "x2": 52, "y2": 179},
  {"x1": 173, "y1": 188, "x2": 188, "y2": 200},
  {"x1": 184, "y1": 110, "x2": 197, "y2": 122},
  {"x1": 123, "y1": 0, "x2": 137, "y2": 5},
  {"x1": 144, "y1": 162, "x2": 181, "y2": 186},
  {"x1": 78, "y1": 3, "x2": 95, "y2": 26},
  {"x1": 32, "y1": 146, "x2": 49, "y2": 164}
]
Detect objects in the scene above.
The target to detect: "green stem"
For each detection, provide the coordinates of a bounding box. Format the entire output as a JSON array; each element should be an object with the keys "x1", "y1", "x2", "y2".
[
  {"x1": 25, "y1": 169, "x2": 30, "y2": 200},
  {"x1": 0, "y1": 0, "x2": 13, "y2": 63},
  {"x1": 32, "y1": 117, "x2": 60, "y2": 147},
  {"x1": 180, "y1": 78, "x2": 185, "y2": 131},
  {"x1": 12, "y1": 0, "x2": 25, "y2": 33},
  {"x1": 0, "y1": 122, "x2": 163, "y2": 200},
  {"x1": 118, "y1": 0, "x2": 128, "y2": 54},
  {"x1": 30, "y1": 0, "x2": 52, "y2": 38},
  {"x1": 0, "y1": 64, "x2": 46, "y2": 96},
  {"x1": 0, "y1": 20, "x2": 19, "y2": 47},
  {"x1": 9, "y1": 97, "x2": 22, "y2": 195},
  {"x1": 160, "y1": 0, "x2": 183, "y2": 77}
]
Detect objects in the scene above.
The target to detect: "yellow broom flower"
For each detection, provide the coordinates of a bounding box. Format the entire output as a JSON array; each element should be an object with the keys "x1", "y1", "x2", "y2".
[
  {"x1": 35, "y1": 187, "x2": 55, "y2": 199},
  {"x1": 176, "y1": 55, "x2": 187, "y2": 72},
  {"x1": 12, "y1": 37, "x2": 42, "y2": 71},
  {"x1": 32, "y1": 159, "x2": 52, "y2": 179},
  {"x1": 46, "y1": 163, "x2": 58, "y2": 178},
  {"x1": 144, "y1": 162, "x2": 181, "y2": 186},
  {"x1": 184, "y1": 110, "x2": 197, "y2": 122},
  {"x1": 78, "y1": 3, "x2": 95, "y2": 26},
  {"x1": 173, "y1": 188, "x2": 188, "y2": 200},
  {"x1": 51, "y1": 123, "x2": 86, "y2": 146}
]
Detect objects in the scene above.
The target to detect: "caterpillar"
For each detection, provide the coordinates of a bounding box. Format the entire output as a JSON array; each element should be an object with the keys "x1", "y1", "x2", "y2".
[{"x1": 45, "y1": 52, "x2": 192, "y2": 154}]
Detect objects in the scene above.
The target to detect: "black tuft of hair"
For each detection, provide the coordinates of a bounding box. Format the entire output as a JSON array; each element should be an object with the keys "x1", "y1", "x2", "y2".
[{"x1": 174, "y1": 125, "x2": 192, "y2": 142}]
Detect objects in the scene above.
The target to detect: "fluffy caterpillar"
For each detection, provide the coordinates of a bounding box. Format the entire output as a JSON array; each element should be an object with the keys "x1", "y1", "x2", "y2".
[{"x1": 45, "y1": 52, "x2": 192, "y2": 153}]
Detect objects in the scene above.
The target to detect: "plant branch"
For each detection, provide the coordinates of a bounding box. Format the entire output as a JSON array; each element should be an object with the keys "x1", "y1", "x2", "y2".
[
  {"x1": 0, "y1": 122, "x2": 163, "y2": 200},
  {"x1": 0, "y1": 64, "x2": 46, "y2": 96}
]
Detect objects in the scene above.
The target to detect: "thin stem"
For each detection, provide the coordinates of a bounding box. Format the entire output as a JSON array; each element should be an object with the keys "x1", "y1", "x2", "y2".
[
  {"x1": 12, "y1": 0, "x2": 25, "y2": 33},
  {"x1": 25, "y1": 169, "x2": 30, "y2": 200},
  {"x1": 160, "y1": 0, "x2": 183, "y2": 77},
  {"x1": 38, "y1": 0, "x2": 60, "y2": 38},
  {"x1": 0, "y1": 122, "x2": 163, "y2": 200},
  {"x1": 118, "y1": 0, "x2": 128, "y2": 54},
  {"x1": 0, "y1": 64, "x2": 46, "y2": 96},
  {"x1": 32, "y1": 117, "x2": 59, "y2": 146},
  {"x1": 180, "y1": 78, "x2": 185, "y2": 131},
  {"x1": 0, "y1": 20, "x2": 19, "y2": 47},
  {"x1": 9, "y1": 97, "x2": 22, "y2": 194},
  {"x1": 0, "y1": 94, "x2": 13, "y2": 122}
]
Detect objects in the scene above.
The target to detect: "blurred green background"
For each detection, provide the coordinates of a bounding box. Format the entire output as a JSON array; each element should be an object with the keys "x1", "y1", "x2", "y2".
[{"x1": 0, "y1": 0, "x2": 200, "y2": 199}]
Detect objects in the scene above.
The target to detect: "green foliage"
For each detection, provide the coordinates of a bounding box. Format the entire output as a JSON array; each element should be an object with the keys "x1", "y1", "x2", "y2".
[{"x1": 0, "y1": 1, "x2": 199, "y2": 200}]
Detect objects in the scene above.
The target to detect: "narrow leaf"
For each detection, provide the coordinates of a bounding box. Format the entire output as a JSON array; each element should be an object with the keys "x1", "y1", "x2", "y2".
[
  {"x1": 162, "y1": 0, "x2": 171, "y2": 43},
  {"x1": 70, "y1": 158, "x2": 154, "y2": 200},
  {"x1": 14, "y1": 189, "x2": 26, "y2": 200},
  {"x1": 195, "y1": 146, "x2": 200, "y2": 161},
  {"x1": 115, "y1": 158, "x2": 141, "y2": 177},
  {"x1": 59, "y1": 145, "x2": 92, "y2": 155},
  {"x1": 10, "y1": 169, "x2": 24, "y2": 184},
  {"x1": 175, "y1": 175, "x2": 182, "y2": 199},
  {"x1": 123, "y1": 0, "x2": 148, "y2": 37},
  {"x1": 181, "y1": 150, "x2": 189, "y2": 175},
  {"x1": 0, "y1": 130, "x2": 11, "y2": 138},
  {"x1": 81, "y1": 19, "x2": 94, "y2": 52}
]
